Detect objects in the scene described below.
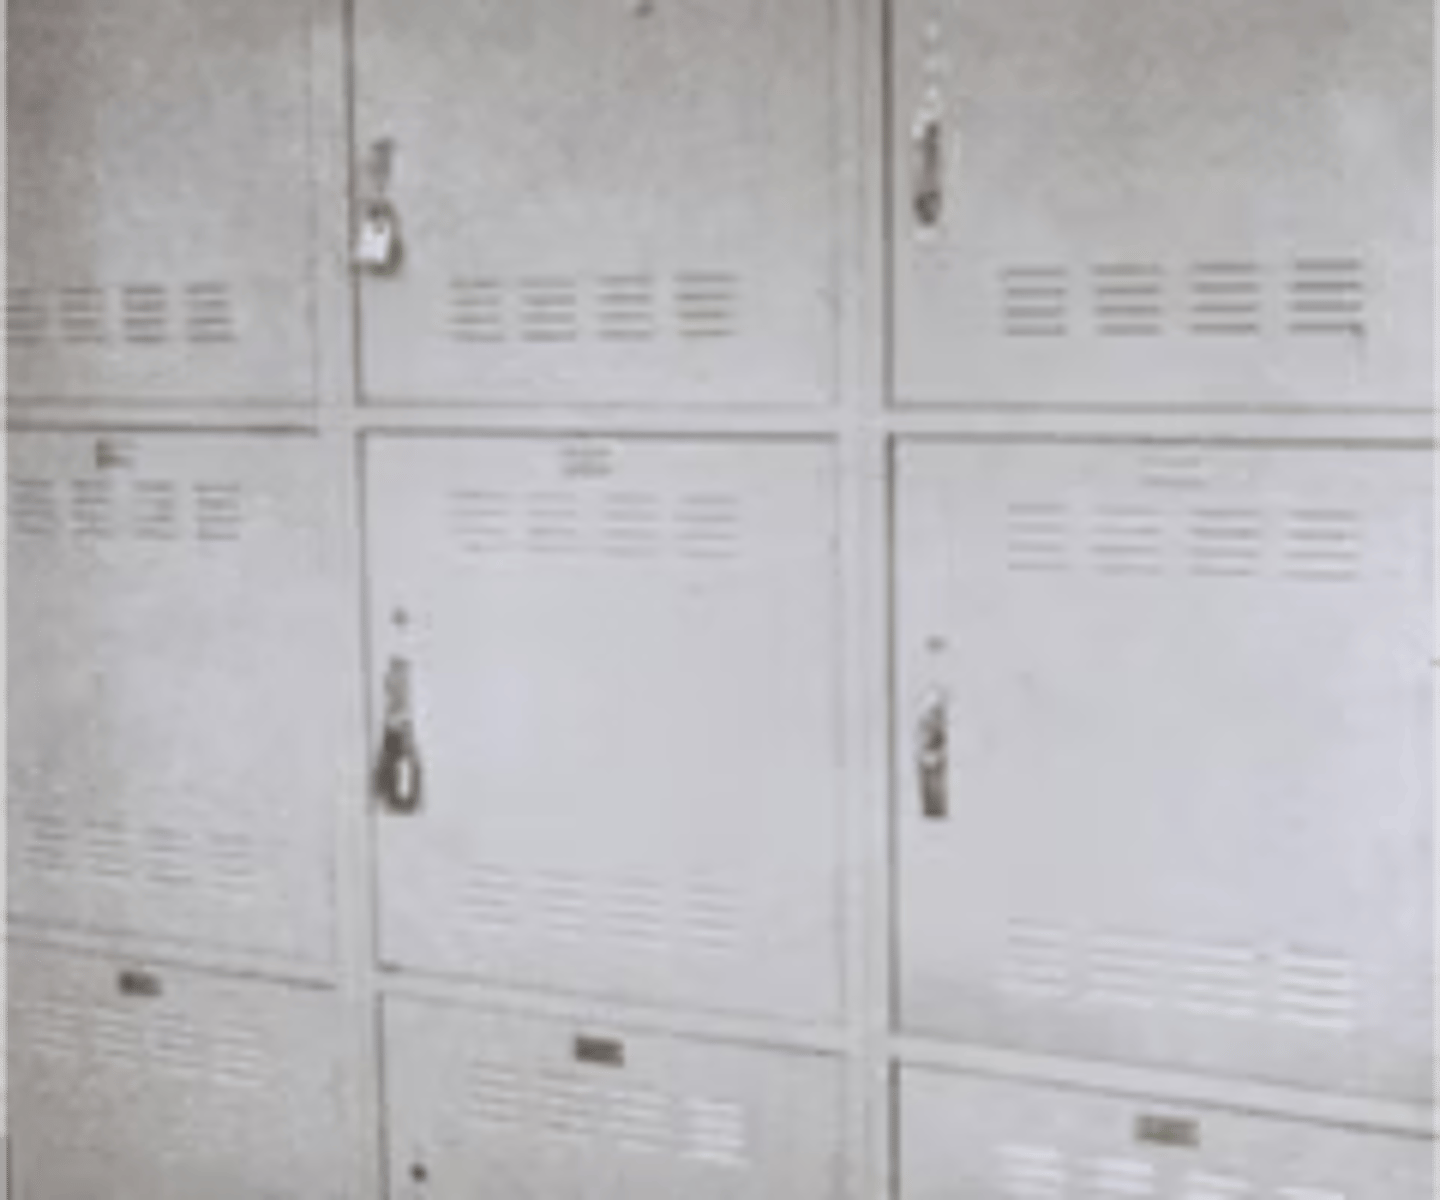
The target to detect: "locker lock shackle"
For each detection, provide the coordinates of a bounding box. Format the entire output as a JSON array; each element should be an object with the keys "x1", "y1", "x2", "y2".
[
  {"x1": 376, "y1": 655, "x2": 423, "y2": 814},
  {"x1": 917, "y1": 687, "x2": 948, "y2": 820}
]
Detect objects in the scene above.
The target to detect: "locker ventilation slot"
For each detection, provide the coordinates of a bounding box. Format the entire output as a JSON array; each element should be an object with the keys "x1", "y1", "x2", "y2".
[
  {"x1": 1190, "y1": 263, "x2": 1263, "y2": 336},
  {"x1": 10, "y1": 476, "x2": 247, "y2": 544},
  {"x1": 59, "y1": 287, "x2": 107, "y2": 344},
  {"x1": 448, "y1": 487, "x2": 744, "y2": 564},
  {"x1": 519, "y1": 277, "x2": 582, "y2": 343},
  {"x1": 999, "y1": 1146, "x2": 1346, "y2": 1200},
  {"x1": 1093, "y1": 264, "x2": 1164, "y2": 338},
  {"x1": 1000, "y1": 920, "x2": 1358, "y2": 1035},
  {"x1": 122, "y1": 285, "x2": 169, "y2": 344},
  {"x1": 1288, "y1": 260, "x2": 1365, "y2": 336},
  {"x1": 463, "y1": 867, "x2": 740, "y2": 958},
  {"x1": 185, "y1": 283, "x2": 237, "y2": 344},
  {"x1": 16, "y1": 810, "x2": 266, "y2": 902},
  {"x1": 1001, "y1": 267, "x2": 1071, "y2": 338},
  {"x1": 996, "y1": 257, "x2": 1365, "y2": 340},
  {"x1": 20, "y1": 1000, "x2": 268, "y2": 1088},
  {"x1": 1003, "y1": 501, "x2": 1368, "y2": 583},
  {"x1": 7, "y1": 282, "x2": 240, "y2": 347},
  {"x1": 446, "y1": 272, "x2": 741, "y2": 344},
  {"x1": 6, "y1": 288, "x2": 48, "y2": 345},
  {"x1": 464, "y1": 1064, "x2": 750, "y2": 1169}
]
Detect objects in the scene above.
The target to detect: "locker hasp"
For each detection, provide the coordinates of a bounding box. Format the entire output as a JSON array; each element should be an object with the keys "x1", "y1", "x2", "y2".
[
  {"x1": 912, "y1": 112, "x2": 944, "y2": 231},
  {"x1": 917, "y1": 687, "x2": 949, "y2": 819},
  {"x1": 355, "y1": 139, "x2": 404, "y2": 275},
  {"x1": 1134, "y1": 1113, "x2": 1202, "y2": 1148},
  {"x1": 573, "y1": 1034, "x2": 626, "y2": 1067},
  {"x1": 116, "y1": 968, "x2": 163, "y2": 998},
  {"x1": 376, "y1": 655, "x2": 423, "y2": 814}
]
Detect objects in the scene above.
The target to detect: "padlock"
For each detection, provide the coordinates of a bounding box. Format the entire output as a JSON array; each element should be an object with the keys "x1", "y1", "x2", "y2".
[{"x1": 356, "y1": 198, "x2": 403, "y2": 275}]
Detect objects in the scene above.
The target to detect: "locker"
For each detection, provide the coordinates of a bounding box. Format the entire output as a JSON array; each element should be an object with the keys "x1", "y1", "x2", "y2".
[
  {"x1": 366, "y1": 436, "x2": 841, "y2": 1019},
  {"x1": 352, "y1": 0, "x2": 837, "y2": 406},
  {"x1": 382, "y1": 996, "x2": 845, "y2": 1199},
  {"x1": 891, "y1": 0, "x2": 1433, "y2": 410},
  {"x1": 9, "y1": 943, "x2": 348, "y2": 1200},
  {"x1": 900, "y1": 1067, "x2": 1435, "y2": 1199},
  {"x1": 7, "y1": 432, "x2": 343, "y2": 966},
  {"x1": 894, "y1": 440, "x2": 1433, "y2": 1099},
  {"x1": 6, "y1": 0, "x2": 316, "y2": 406}
]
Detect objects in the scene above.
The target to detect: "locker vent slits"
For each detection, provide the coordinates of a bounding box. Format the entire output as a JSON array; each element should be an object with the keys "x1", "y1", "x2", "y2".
[
  {"x1": 1000, "y1": 919, "x2": 1358, "y2": 1035},
  {"x1": 6, "y1": 282, "x2": 239, "y2": 347},
  {"x1": 448, "y1": 487, "x2": 744, "y2": 564},
  {"x1": 21, "y1": 999, "x2": 268, "y2": 1089},
  {"x1": 446, "y1": 271, "x2": 741, "y2": 344},
  {"x1": 122, "y1": 285, "x2": 168, "y2": 344},
  {"x1": 996, "y1": 257, "x2": 1366, "y2": 340},
  {"x1": 463, "y1": 867, "x2": 740, "y2": 959},
  {"x1": 464, "y1": 1064, "x2": 750, "y2": 1169},
  {"x1": 998, "y1": 1146, "x2": 1343, "y2": 1200},
  {"x1": 6, "y1": 287, "x2": 48, "y2": 345},
  {"x1": 17, "y1": 810, "x2": 265, "y2": 902},
  {"x1": 59, "y1": 287, "x2": 107, "y2": 344},
  {"x1": 9, "y1": 475, "x2": 248, "y2": 545},
  {"x1": 1002, "y1": 501, "x2": 1367, "y2": 583}
]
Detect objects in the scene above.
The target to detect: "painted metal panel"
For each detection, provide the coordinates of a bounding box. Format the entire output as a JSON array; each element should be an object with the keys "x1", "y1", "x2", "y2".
[
  {"x1": 901, "y1": 1067, "x2": 1436, "y2": 1199},
  {"x1": 352, "y1": 0, "x2": 836, "y2": 405},
  {"x1": 366, "y1": 435, "x2": 841, "y2": 1020},
  {"x1": 383, "y1": 996, "x2": 845, "y2": 1199},
  {"x1": 6, "y1": 0, "x2": 316, "y2": 405},
  {"x1": 7, "y1": 432, "x2": 342, "y2": 966},
  {"x1": 9, "y1": 944, "x2": 348, "y2": 1200},
  {"x1": 891, "y1": 0, "x2": 1433, "y2": 409},
  {"x1": 895, "y1": 440, "x2": 1434, "y2": 1099}
]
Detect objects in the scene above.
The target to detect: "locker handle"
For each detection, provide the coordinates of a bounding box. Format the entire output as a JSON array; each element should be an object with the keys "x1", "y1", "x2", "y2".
[
  {"x1": 912, "y1": 111, "x2": 944, "y2": 230},
  {"x1": 917, "y1": 687, "x2": 948, "y2": 819},
  {"x1": 376, "y1": 656, "x2": 423, "y2": 814}
]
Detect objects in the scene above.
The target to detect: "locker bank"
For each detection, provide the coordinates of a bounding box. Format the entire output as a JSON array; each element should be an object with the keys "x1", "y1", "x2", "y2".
[{"x1": 5, "y1": 2, "x2": 1434, "y2": 1198}]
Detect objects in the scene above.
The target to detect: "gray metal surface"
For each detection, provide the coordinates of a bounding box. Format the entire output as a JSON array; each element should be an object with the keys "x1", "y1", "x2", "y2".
[
  {"x1": 366, "y1": 435, "x2": 842, "y2": 1020},
  {"x1": 353, "y1": 0, "x2": 837, "y2": 405},
  {"x1": 6, "y1": 0, "x2": 316, "y2": 405},
  {"x1": 892, "y1": 0, "x2": 1433, "y2": 409},
  {"x1": 895, "y1": 439, "x2": 1434, "y2": 1100}
]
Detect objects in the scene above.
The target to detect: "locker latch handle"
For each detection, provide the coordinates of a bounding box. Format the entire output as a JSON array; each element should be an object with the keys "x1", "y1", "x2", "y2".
[
  {"x1": 355, "y1": 138, "x2": 404, "y2": 275},
  {"x1": 376, "y1": 655, "x2": 423, "y2": 814},
  {"x1": 912, "y1": 111, "x2": 944, "y2": 231},
  {"x1": 917, "y1": 687, "x2": 948, "y2": 819}
]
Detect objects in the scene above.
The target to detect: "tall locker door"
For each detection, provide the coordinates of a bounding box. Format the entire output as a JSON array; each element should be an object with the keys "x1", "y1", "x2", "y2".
[
  {"x1": 894, "y1": 441, "x2": 1433, "y2": 1099},
  {"x1": 352, "y1": 0, "x2": 836, "y2": 406},
  {"x1": 891, "y1": 0, "x2": 1432, "y2": 409},
  {"x1": 366, "y1": 437, "x2": 841, "y2": 1020},
  {"x1": 382, "y1": 997, "x2": 844, "y2": 1199},
  {"x1": 10, "y1": 944, "x2": 348, "y2": 1200},
  {"x1": 901, "y1": 1068, "x2": 1436, "y2": 1199},
  {"x1": 7, "y1": 432, "x2": 342, "y2": 967},
  {"x1": 6, "y1": 0, "x2": 316, "y2": 406}
]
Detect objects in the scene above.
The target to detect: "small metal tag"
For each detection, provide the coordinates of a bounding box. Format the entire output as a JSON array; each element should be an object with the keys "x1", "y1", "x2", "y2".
[
  {"x1": 573, "y1": 1034, "x2": 625, "y2": 1067},
  {"x1": 95, "y1": 437, "x2": 135, "y2": 471},
  {"x1": 560, "y1": 440, "x2": 617, "y2": 480},
  {"x1": 1135, "y1": 1113, "x2": 1200, "y2": 1149},
  {"x1": 117, "y1": 968, "x2": 163, "y2": 998}
]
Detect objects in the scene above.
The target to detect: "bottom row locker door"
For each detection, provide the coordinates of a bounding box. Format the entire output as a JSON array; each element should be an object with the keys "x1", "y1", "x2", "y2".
[
  {"x1": 901, "y1": 1067, "x2": 1435, "y2": 1200},
  {"x1": 9, "y1": 942, "x2": 350, "y2": 1200},
  {"x1": 382, "y1": 996, "x2": 846, "y2": 1199},
  {"x1": 366, "y1": 435, "x2": 842, "y2": 1022}
]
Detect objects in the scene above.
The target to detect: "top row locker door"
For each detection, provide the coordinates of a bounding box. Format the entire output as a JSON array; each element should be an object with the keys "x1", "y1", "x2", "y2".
[
  {"x1": 892, "y1": 0, "x2": 1433, "y2": 411},
  {"x1": 352, "y1": 0, "x2": 838, "y2": 406},
  {"x1": 7, "y1": 0, "x2": 317, "y2": 408}
]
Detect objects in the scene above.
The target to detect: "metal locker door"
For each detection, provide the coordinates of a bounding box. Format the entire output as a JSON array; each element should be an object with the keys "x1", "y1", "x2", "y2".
[
  {"x1": 10, "y1": 943, "x2": 348, "y2": 1200},
  {"x1": 382, "y1": 997, "x2": 844, "y2": 1199},
  {"x1": 7, "y1": 432, "x2": 342, "y2": 967},
  {"x1": 366, "y1": 436, "x2": 841, "y2": 1020},
  {"x1": 891, "y1": 0, "x2": 1433, "y2": 409},
  {"x1": 894, "y1": 441, "x2": 1433, "y2": 1099},
  {"x1": 6, "y1": 0, "x2": 316, "y2": 406},
  {"x1": 900, "y1": 1067, "x2": 1435, "y2": 1199},
  {"x1": 352, "y1": 0, "x2": 836, "y2": 406}
]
